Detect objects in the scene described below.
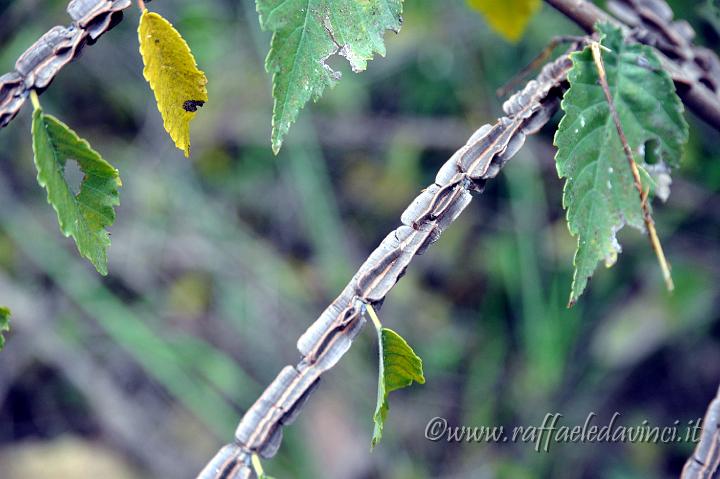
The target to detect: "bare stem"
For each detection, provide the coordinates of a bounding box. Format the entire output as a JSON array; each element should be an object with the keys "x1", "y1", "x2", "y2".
[
  {"x1": 250, "y1": 454, "x2": 264, "y2": 478},
  {"x1": 590, "y1": 42, "x2": 674, "y2": 292},
  {"x1": 29, "y1": 90, "x2": 40, "y2": 111},
  {"x1": 137, "y1": 0, "x2": 145, "y2": 12},
  {"x1": 366, "y1": 303, "x2": 383, "y2": 331}
]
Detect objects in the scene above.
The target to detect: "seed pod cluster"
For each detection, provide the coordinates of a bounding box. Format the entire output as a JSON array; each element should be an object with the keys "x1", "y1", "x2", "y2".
[{"x1": 0, "y1": 0, "x2": 131, "y2": 127}]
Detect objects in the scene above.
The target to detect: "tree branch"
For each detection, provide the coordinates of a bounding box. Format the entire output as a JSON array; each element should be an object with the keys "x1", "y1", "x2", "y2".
[
  {"x1": 2, "y1": 1, "x2": 717, "y2": 477},
  {"x1": 196, "y1": 50, "x2": 577, "y2": 479},
  {"x1": 0, "y1": 0, "x2": 131, "y2": 127},
  {"x1": 682, "y1": 385, "x2": 720, "y2": 478},
  {"x1": 197, "y1": 2, "x2": 720, "y2": 477}
]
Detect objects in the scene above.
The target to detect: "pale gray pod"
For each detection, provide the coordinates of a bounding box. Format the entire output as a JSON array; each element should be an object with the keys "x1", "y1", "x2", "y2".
[
  {"x1": 278, "y1": 374, "x2": 321, "y2": 426},
  {"x1": 401, "y1": 185, "x2": 440, "y2": 226},
  {"x1": 0, "y1": 73, "x2": 26, "y2": 128},
  {"x1": 196, "y1": 444, "x2": 252, "y2": 479},
  {"x1": 67, "y1": 0, "x2": 131, "y2": 39},
  {"x1": 301, "y1": 308, "x2": 366, "y2": 373},
  {"x1": 355, "y1": 227, "x2": 434, "y2": 302},
  {"x1": 296, "y1": 284, "x2": 357, "y2": 357},
  {"x1": 521, "y1": 99, "x2": 559, "y2": 135},
  {"x1": 433, "y1": 124, "x2": 494, "y2": 186},
  {"x1": 682, "y1": 387, "x2": 720, "y2": 479},
  {"x1": 16, "y1": 27, "x2": 76, "y2": 85},
  {"x1": 485, "y1": 131, "x2": 527, "y2": 180},
  {"x1": 431, "y1": 187, "x2": 472, "y2": 233},
  {"x1": 503, "y1": 80, "x2": 539, "y2": 117},
  {"x1": 434, "y1": 153, "x2": 462, "y2": 187},
  {"x1": 1, "y1": 0, "x2": 132, "y2": 128},
  {"x1": 234, "y1": 366, "x2": 298, "y2": 450}
]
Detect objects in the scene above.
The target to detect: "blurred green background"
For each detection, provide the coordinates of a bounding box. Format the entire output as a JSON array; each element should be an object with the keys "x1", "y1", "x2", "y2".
[{"x1": 0, "y1": 0, "x2": 718, "y2": 478}]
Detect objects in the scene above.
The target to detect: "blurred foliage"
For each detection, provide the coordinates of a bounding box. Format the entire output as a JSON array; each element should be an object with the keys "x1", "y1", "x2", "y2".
[
  {"x1": 0, "y1": 0, "x2": 718, "y2": 478},
  {"x1": 467, "y1": 0, "x2": 541, "y2": 42},
  {"x1": 0, "y1": 305, "x2": 9, "y2": 350}
]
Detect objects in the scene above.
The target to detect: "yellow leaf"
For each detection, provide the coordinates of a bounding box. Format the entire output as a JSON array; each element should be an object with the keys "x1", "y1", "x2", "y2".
[
  {"x1": 467, "y1": 0, "x2": 541, "y2": 42},
  {"x1": 138, "y1": 10, "x2": 208, "y2": 157}
]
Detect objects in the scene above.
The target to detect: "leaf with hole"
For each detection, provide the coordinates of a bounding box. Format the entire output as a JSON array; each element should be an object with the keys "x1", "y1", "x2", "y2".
[
  {"x1": 554, "y1": 23, "x2": 688, "y2": 306},
  {"x1": 138, "y1": 10, "x2": 208, "y2": 157},
  {"x1": 467, "y1": 0, "x2": 541, "y2": 42},
  {"x1": 32, "y1": 108, "x2": 121, "y2": 275},
  {"x1": 372, "y1": 327, "x2": 425, "y2": 448},
  {"x1": 256, "y1": 0, "x2": 404, "y2": 154}
]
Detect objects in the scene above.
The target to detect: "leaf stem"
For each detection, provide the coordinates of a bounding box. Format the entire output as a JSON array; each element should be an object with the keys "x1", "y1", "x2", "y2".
[
  {"x1": 590, "y1": 41, "x2": 674, "y2": 292},
  {"x1": 29, "y1": 90, "x2": 40, "y2": 111},
  {"x1": 366, "y1": 303, "x2": 383, "y2": 331},
  {"x1": 251, "y1": 453, "x2": 264, "y2": 478}
]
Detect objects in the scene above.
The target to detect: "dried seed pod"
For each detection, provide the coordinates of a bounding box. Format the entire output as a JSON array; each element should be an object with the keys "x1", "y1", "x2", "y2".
[
  {"x1": 235, "y1": 367, "x2": 299, "y2": 451},
  {"x1": 16, "y1": 26, "x2": 78, "y2": 85},
  {"x1": 68, "y1": 0, "x2": 131, "y2": 39},
  {"x1": 303, "y1": 303, "x2": 364, "y2": 369},
  {"x1": 196, "y1": 444, "x2": 252, "y2": 479},
  {"x1": 401, "y1": 185, "x2": 440, "y2": 227},
  {"x1": 0, "y1": 73, "x2": 26, "y2": 128},
  {"x1": 296, "y1": 283, "x2": 357, "y2": 357},
  {"x1": 460, "y1": 118, "x2": 514, "y2": 179},
  {"x1": 355, "y1": 227, "x2": 435, "y2": 302},
  {"x1": 681, "y1": 387, "x2": 720, "y2": 479}
]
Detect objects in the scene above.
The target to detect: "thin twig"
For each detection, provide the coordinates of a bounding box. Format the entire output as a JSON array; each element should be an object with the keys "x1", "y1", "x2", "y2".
[
  {"x1": 29, "y1": 90, "x2": 40, "y2": 111},
  {"x1": 366, "y1": 304, "x2": 382, "y2": 331},
  {"x1": 197, "y1": 51, "x2": 576, "y2": 479},
  {"x1": 590, "y1": 41, "x2": 674, "y2": 292},
  {"x1": 497, "y1": 35, "x2": 583, "y2": 97},
  {"x1": 250, "y1": 454, "x2": 264, "y2": 478}
]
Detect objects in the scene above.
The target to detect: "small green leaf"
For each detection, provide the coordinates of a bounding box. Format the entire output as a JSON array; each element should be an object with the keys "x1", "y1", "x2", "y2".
[
  {"x1": 467, "y1": 0, "x2": 541, "y2": 42},
  {"x1": 256, "y1": 0, "x2": 404, "y2": 154},
  {"x1": 554, "y1": 23, "x2": 688, "y2": 305},
  {"x1": 0, "y1": 306, "x2": 9, "y2": 351},
  {"x1": 372, "y1": 327, "x2": 425, "y2": 448},
  {"x1": 32, "y1": 108, "x2": 121, "y2": 275}
]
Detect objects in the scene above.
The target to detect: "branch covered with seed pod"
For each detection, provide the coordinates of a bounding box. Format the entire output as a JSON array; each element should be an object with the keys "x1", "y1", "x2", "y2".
[
  {"x1": 198, "y1": 1, "x2": 720, "y2": 477},
  {"x1": 682, "y1": 386, "x2": 720, "y2": 478},
  {"x1": 196, "y1": 49, "x2": 577, "y2": 479},
  {"x1": 0, "y1": 0, "x2": 130, "y2": 127},
  {"x1": 1, "y1": 1, "x2": 719, "y2": 478}
]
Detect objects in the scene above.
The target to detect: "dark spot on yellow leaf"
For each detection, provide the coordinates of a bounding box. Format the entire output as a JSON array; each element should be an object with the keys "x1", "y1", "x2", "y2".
[{"x1": 183, "y1": 100, "x2": 205, "y2": 112}]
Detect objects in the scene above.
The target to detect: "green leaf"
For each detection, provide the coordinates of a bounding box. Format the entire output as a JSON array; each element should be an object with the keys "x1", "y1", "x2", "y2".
[
  {"x1": 32, "y1": 108, "x2": 121, "y2": 275},
  {"x1": 467, "y1": 0, "x2": 541, "y2": 42},
  {"x1": 138, "y1": 10, "x2": 208, "y2": 157},
  {"x1": 372, "y1": 327, "x2": 425, "y2": 448},
  {"x1": 256, "y1": 0, "x2": 404, "y2": 154},
  {"x1": 0, "y1": 306, "x2": 9, "y2": 351},
  {"x1": 554, "y1": 23, "x2": 688, "y2": 306}
]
